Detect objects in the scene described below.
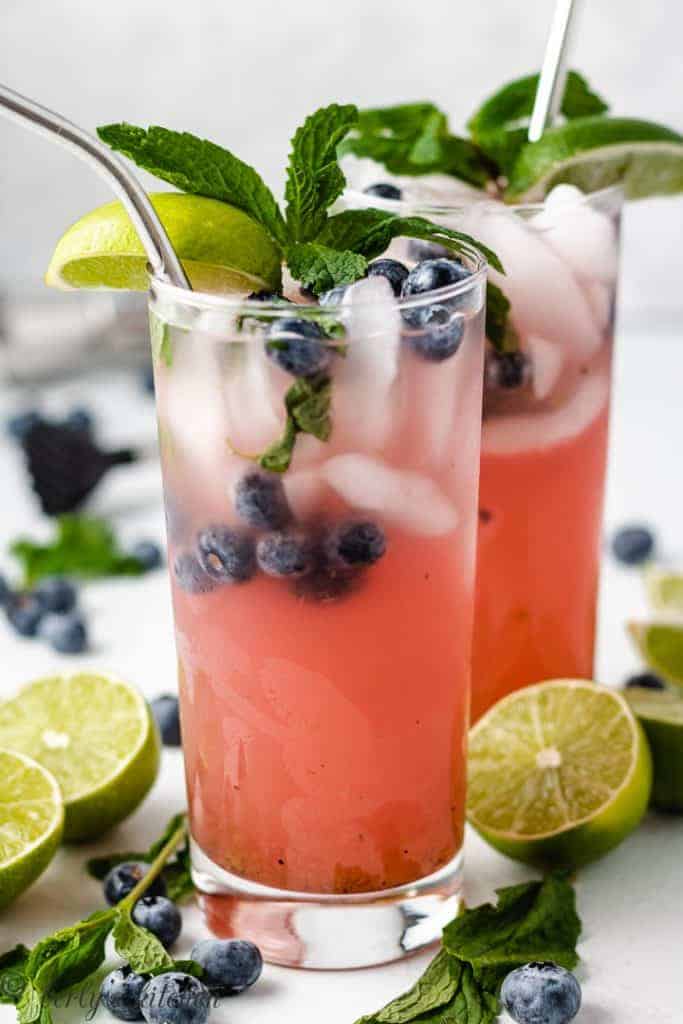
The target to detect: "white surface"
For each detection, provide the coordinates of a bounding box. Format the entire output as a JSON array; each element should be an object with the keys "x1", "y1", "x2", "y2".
[
  {"x1": 1, "y1": 324, "x2": 683, "y2": 1021},
  {"x1": 1, "y1": 0, "x2": 683, "y2": 320}
]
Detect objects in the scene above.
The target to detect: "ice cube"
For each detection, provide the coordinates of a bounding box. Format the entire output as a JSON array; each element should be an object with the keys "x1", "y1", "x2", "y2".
[
  {"x1": 481, "y1": 369, "x2": 610, "y2": 455},
  {"x1": 459, "y1": 203, "x2": 603, "y2": 361},
  {"x1": 533, "y1": 194, "x2": 619, "y2": 285},
  {"x1": 333, "y1": 277, "x2": 401, "y2": 450},
  {"x1": 223, "y1": 340, "x2": 286, "y2": 453},
  {"x1": 322, "y1": 453, "x2": 458, "y2": 537},
  {"x1": 525, "y1": 335, "x2": 564, "y2": 401},
  {"x1": 583, "y1": 280, "x2": 613, "y2": 334},
  {"x1": 162, "y1": 336, "x2": 228, "y2": 474}
]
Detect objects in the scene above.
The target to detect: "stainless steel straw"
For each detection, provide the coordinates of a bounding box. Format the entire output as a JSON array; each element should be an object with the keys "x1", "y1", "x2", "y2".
[
  {"x1": 528, "y1": 0, "x2": 581, "y2": 142},
  {"x1": 0, "y1": 84, "x2": 191, "y2": 290}
]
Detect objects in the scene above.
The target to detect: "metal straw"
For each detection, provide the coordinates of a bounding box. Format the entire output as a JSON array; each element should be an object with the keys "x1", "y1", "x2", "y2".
[
  {"x1": 0, "y1": 84, "x2": 191, "y2": 289},
  {"x1": 528, "y1": 0, "x2": 581, "y2": 142}
]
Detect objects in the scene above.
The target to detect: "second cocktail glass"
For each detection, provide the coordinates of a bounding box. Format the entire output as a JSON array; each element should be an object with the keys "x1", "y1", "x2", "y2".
[{"x1": 149, "y1": 252, "x2": 486, "y2": 968}]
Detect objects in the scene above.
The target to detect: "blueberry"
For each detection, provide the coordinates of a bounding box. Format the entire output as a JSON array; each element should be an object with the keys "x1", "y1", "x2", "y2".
[
  {"x1": 408, "y1": 239, "x2": 450, "y2": 261},
  {"x1": 6, "y1": 410, "x2": 42, "y2": 441},
  {"x1": 624, "y1": 671, "x2": 666, "y2": 691},
  {"x1": 101, "y1": 966, "x2": 148, "y2": 1021},
  {"x1": 140, "y1": 973, "x2": 210, "y2": 1024},
  {"x1": 265, "y1": 318, "x2": 331, "y2": 377},
  {"x1": 501, "y1": 962, "x2": 581, "y2": 1024},
  {"x1": 485, "y1": 350, "x2": 532, "y2": 390},
  {"x1": 405, "y1": 304, "x2": 465, "y2": 362},
  {"x1": 367, "y1": 258, "x2": 409, "y2": 297},
  {"x1": 132, "y1": 540, "x2": 163, "y2": 571},
  {"x1": 39, "y1": 612, "x2": 87, "y2": 654},
  {"x1": 319, "y1": 285, "x2": 348, "y2": 306},
  {"x1": 34, "y1": 576, "x2": 77, "y2": 613},
  {"x1": 612, "y1": 525, "x2": 655, "y2": 566},
  {"x1": 0, "y1": 574, "x2": 10, "y2": 608},
  {"x1": 362, "y1": 182, "x2": 402, "y2": 200},
  {"x1": 150, "y1": 694, "x2": 181, "y2": 747},
  {"x1": 64, "y1": 407, "x2": 93, "y2": 434},
  {"x1": 401, "y1": 258, "x2": 471, "y2": 327},
  {"x1": 103, "y1": 861, "x2": 167, "y2": 906},
  {"x1": 5, "y1": 593, "x2": 43, "y2": 637},
  {"x1": 325, "y1": 521, "x2": 386, "y2": 569},
  {"x1": 234, "y1": 471, "x2": 290, "y2": 530},
  {"x1": 132, "y1": 895, "x2": 182, "y2": 949},
  {"x1": 191, "y1": 938, "x2": 263, "y2": 996},
  {"x1": 256, "y1": 531, "x2": 315, "y2": 578},
  {"x1": 197, "y1": 526, "x2": 256, "y2": 583},
  {"x1": 173, "y1": 552, "x2": 216, "y2": 595}
]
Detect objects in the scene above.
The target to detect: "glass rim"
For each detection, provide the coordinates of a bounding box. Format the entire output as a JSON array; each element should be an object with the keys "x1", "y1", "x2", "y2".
[
  {"x1": 342, "y1": 181, "x2": 625, "y2": 219},
  {"x1": 148, "y1": 243, "x2": 487, "y2": 321}
]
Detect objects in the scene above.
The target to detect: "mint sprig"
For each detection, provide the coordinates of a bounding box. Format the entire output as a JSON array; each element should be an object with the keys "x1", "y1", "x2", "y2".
[
  {"x1": 356, "y1": 874, "x2": 580, "y2": 1024},
  {"x1": 2, "y1": 816, "x2": 196, "y2": 1024},
  {"x1": 258, "y1": 374, "x2": 332, "y2": 474},
  {"x1": 286, "y1": 242, "x2": 368, "y2": 295}
]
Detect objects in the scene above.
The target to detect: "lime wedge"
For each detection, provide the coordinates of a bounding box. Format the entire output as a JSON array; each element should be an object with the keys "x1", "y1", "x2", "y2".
[
  {"x1": 506, "y1": 117, "x2": 683, "y2": 201},
  {"x1": 644, "y1": 568, "x2": 683, "y2": 618},
  {"x1": 623, "y1": 687, "x2": 683, "y2": 812},
  {"x1": 0, "y1": 674, "x2": 160, "y2": 842},
  {"x1": 46, "y1": 192, "x2": 282, "y2": 294},
  {"x1": 467, "y1": 680, "x2": 652, "y2": 868},
  {"x1": 0, "y1": 749, "x2": 64, "y2": 910},
  {"x1": 628, "y1": 622, "x2": 683, "y2": 693}
]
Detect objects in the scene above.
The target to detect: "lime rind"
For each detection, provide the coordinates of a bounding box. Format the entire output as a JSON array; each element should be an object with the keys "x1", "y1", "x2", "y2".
[
  {"x1": 624, "y1": 686, "x2": 683, "y2": 812},
  {"x1": 468, "y1": 680, "x2": 652, "y2": 868},
  {"x1": 0, "y1": 749, "x2": 64, "y2": 910}
]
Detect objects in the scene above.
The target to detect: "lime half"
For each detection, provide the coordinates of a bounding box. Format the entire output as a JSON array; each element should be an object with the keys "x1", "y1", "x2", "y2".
[
  {"x1": 0, "y1": 749, "x2": 64, "y2": 910},
  {"x1": 624, "y1": 686, "x2": 683, "y2": 812},
  {"x1": 644, "y1": 568, "x2": 683, "y2": 618},
  {"x1": 0, "y1": 674, "x2": 160, "y2": 842},
  {"x1": 629, "y1": 622, "x2": 683, "y2": 693},
  {"x1": 46, "y1": 193, "x2": 282, "y2": 294},
  {"x1": 468, "y1": 680, "x2": 652, "y2": 868},
  {"x1": 506, "y1": 117, "x2": 683, "y2": 201}
]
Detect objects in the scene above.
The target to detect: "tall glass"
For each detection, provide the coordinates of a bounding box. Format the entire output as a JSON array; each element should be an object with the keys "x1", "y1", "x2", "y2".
[
  {"x1": 345, "y1": 182, "x2": 622, "y2": 721},
  {"x1": 148, "y1": 256, "x2": 486, "y2": 969}
]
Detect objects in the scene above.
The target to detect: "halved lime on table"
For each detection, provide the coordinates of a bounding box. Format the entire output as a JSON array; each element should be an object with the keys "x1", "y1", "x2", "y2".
[
  {"x1": 46, "y1": 192, "x2": 282, "y2": 294},
  {"x1": 468, "y1": 680, "x2": 652, "y2": 868},
  {"x1": 624, "y1": 687, "x2": 683, "y2": 812},
  {"x1": 628, "y1": 622, "x2": 683, "y2": 693},
  {"x1": 0, "y1": 674, "x2": 159, "y2": 842},
  {"x1": 0, "y1": 749, "x2": 64, "y2": 910}
]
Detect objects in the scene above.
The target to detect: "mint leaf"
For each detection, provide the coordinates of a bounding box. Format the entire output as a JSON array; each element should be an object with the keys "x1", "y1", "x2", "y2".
[
  {"x1": 287, "y1": 242, "x2": 367, "y2": 294},
  {"x1": 98, "y1": 123, "x2": 288, "y2": 248},
  {"x1": 0, "y1": 946, "x2": 29, "y2": 1005},
  {"x1": 30, "y1": 917, "x2": 111, "y2": 995},
  {"x1": 285, "y1": 104, "x2": 358, "y2": 242},
  {"x1": 10, "y1": 514, "x2": 145, "y2": 587},
  {"x1": 341, "y1": 104, "x2": 492, "y2": 188},
  {"x1": 259, "y1": 417, "x2": 298, "y2": 474},
  {"x1": 485, "y1": 283, "x2": 518, "y2": 353},
  {"x1": 257, "y1": 374, "x2": 332, "y2": 474},
  {"x1": 112, "y1": 910, "x2": 174, "y2": 974},
  {"x1": 359, "y1": 949, "x2": 462, "y2": 1023},
  {"x1": 318, "y1": 209, "x2": 503, "y2": 273},
  {"x1": 443, "y1": 874, "x2": 580, "y2": 982},
  {"x1": 16, "y1": 982, "x2": 45, "y2": 1024}
]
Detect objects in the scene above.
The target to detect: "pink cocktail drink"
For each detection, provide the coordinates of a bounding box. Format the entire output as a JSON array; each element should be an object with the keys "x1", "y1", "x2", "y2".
[{"x1": 150, "y1": 258, "x2": 486, "y2": 967}]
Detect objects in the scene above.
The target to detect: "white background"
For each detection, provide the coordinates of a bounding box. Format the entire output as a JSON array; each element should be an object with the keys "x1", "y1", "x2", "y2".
[{"x1": 1, "y1": 0, "x2": 683, "y2": 319}]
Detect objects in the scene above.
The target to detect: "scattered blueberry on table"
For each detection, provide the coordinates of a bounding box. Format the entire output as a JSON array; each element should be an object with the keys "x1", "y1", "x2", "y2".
[
  {"x1": 5, "y1": 593, "x2": 44, "y2": 637},
  {"x1": 612, "y1": 525, "x2": 655, "y2": 565},
  {"x1": 34, "y1": 576, "x2": 77, "y2": 613},
  {"x1": 131, "y1": 540, "x2": 163, "y2": 570},
  {"x1": 132, "y1": 895, "x2": 182, "y2": 949},
  {"x1": 101, "y1": 965, "x2": 148, "y2": 1022},
  {"x1": 501, "y1": 961, "x2": 581, "y2": 1024},
  {"x1": 140, "y1": 973, "x2": 211, "y2": 1024},
  {"x1": 39, "y1": 611, "x2": 88, "y2": 654},
  {"x1": 150, "y1": 694, "x2": 182, "y2": 747},
  {"x1": 103, "y1": 861, "x2": 167, "y2": 906},
  {"x1": 191, "y1": 938, "x2": 263, "y2": 996}
]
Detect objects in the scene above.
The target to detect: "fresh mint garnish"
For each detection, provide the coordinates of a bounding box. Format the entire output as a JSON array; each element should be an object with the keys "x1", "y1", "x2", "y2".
[
  {"x1": 10, "y1": 515, "x2": 145, "y2": 587},
  {"x1": 356, "y1": 874, "x2": 580, "y2": 1024},
  {"x1": 257, "y1": 374, "x2": 332, "y2": 473},
  {"x1": 286, "y1": 243, "x2": 368, "y2": 294}
]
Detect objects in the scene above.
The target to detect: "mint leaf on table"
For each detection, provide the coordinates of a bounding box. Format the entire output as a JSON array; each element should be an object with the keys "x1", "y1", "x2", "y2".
[
  {"x1": 257, "y1": 374, "x2": 332, "y2": 474},
  {"x1": 10, "y1": 514, "x2": 144, "y2": 587},
  {"x1": 358, "y1": 949, "x2": 462, "y2": 1023},
  {"x1": 0, "y1": 946, "x2": 29, "y2": 1005},
  {"x1": 97, "y1": 123, "x2": 288, "y2": 248},
  {"x1": 112, "y1": 911, "x2": 174, "y2": 974},
  {"x1": 16, "y1": 982, "x2": 45, "y2": 1024},
  {"x1": 287, "y1": 242, "x2": 367, "y2": 293},
  {"x1": 284, "y1": 103, "x2": 358, "y2": 242}
]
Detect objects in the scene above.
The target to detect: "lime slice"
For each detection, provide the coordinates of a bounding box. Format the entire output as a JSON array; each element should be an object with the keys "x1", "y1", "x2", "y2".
[
  {"x1": 0, "y1": 674, "x2": 160, "y2": 842},
  {"x1": 467, "y1": 680, "x2": 652, "y2": 868},
  {"x1": 0, "y1": 749, "x2": 64, "y2": 910},
  {"x1": 506, "y1": 117, "x2": 683, "y2": 201},
  {"x1": 46, "y1": 192, "x2": 282, "y2": 294},
  {"x1": 628, "y1": 622, "x2": 683, "y2": 693},
  {"x1": 623, "y1": 687, "x2": 683, "y2": 812},
  {"x1": 644, "y1": 568, "x2": 683, "y2": 618}
]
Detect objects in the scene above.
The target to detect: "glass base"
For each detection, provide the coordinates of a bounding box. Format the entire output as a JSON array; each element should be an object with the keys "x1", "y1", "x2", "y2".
[{"x1": 191, "y1": 840, "x2": 463, "y2": 969}]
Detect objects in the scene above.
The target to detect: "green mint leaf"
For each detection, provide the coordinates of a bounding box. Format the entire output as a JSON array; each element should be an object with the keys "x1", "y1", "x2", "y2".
[
  {"x1": 0, "y1": 946, "x2": 29, "y2": 1005},
  {"x1": 443, "y1": 874, "x2": 580, "y2": 982},
  {"x1": 97, "y1": 123, "x2": 288, "y2": 248},
  {"x1": 341, "y1": 104, "x2": 492, "y2": 188},
  {"x1": 16, "y1": 982, "x2": 45, "y2": 1024},
  {"x1": 485, "y1": 283, "x2": 518, "y2": 353},
  {"x1": 317, "y1": 209, "x2": 503, "y2": 273},
  {"x1": 31, "y1": 918, "x2": 110, "y2": 996},
  {"x1": 358, "y1": 949, "x2": 463, "y2": 1023},
  {"x1": 10, "y1": 514, "x2": 145, "y2": 587},
  {"x1": 257, "y1": 374, "x2": 332, "y2": 474},
  {"x1": 285, "y1": 104, "x2": 358, "y2": 242},
  {"x1": 112, "y1": 910, "x2": 174, "y2": 974},
  {"x1": 561, "y1": 71, "x2": 610, "y2": 119},
  {"x1": 286, "y1": 242, "x2": 367, "y2": 294},
  {"x1": 258, "y1": 417, "x2": 298, "y2": 474}
]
